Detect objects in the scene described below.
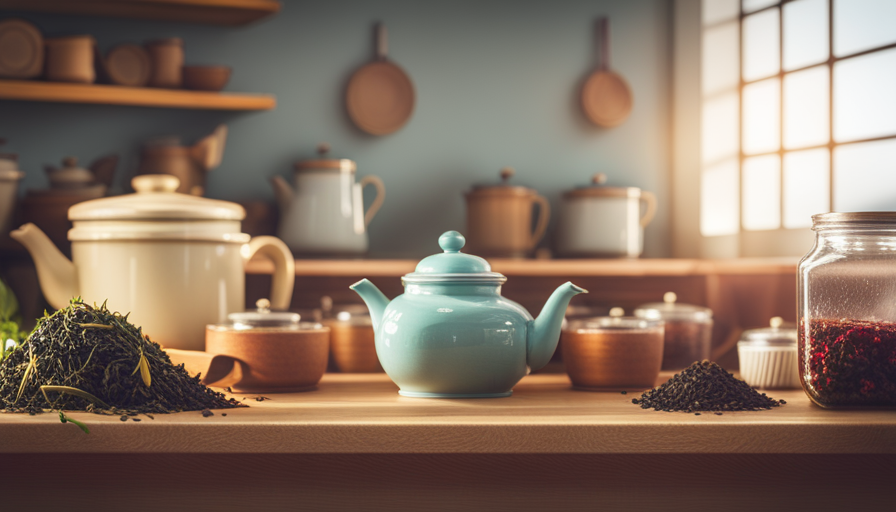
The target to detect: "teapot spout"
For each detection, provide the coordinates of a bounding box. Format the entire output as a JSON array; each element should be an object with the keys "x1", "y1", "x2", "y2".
[
  {"x1": 349, "y1": 278, "x2": 390, "y2": 330},
  {"x1": 10, "y1": 223, "x2": 79, "y2": 310},
  {"x1": 270, "y1": 175, "x2": 294, "y2": 213},
  {"x1": 527, "y1": 282, "x2": 587, "y2": 371}
]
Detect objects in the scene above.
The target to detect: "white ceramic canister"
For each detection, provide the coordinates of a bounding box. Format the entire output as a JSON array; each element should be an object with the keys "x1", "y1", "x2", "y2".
[
  {"x1": 737, "y1": 317, "x2": 800, "y2": 389},
  {"x1": 556, "y1": 173, "x2": 657, "y2": 258},
  {"x1": 272, "y1": 146, "x2": 385, "y2": 256},
  {"x1": 12, "y1": 175, "x2": 295, "y2": 351}
]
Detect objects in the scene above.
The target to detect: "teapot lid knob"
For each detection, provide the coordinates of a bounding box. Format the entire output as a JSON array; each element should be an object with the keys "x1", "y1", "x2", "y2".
[
  {"x1": 317, "y1": 142, "x2": 331, "y2": 156},
  {"x1": 439, "y1": 230, "x2": 466, "y2": 253},
  {"x1": 63, "y1": 156, "x2": 78, "y2": 168}
]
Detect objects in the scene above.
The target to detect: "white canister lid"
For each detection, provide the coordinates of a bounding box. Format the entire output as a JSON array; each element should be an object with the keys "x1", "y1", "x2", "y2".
[
  {"x1": 738, "y1": 317, "x2": 798, "y2": 347},
  {"x1": 69, "y1": 174, "x2": 245, "y2": 221}
]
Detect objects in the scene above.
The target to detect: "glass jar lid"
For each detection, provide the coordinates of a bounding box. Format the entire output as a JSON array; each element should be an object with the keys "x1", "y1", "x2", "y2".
[
  {"x1": 738, "y1": 317, "x2": 797, "y2": 347},
  {"x1": 320, "y1": 296, "x2": 372, "y2": 326},
  {"x1": 402, "y1": 230, "x2": 506, "y2": 284},
  {"x1": 227, "y1": 298, "x2": 303, "y2": 330},
  {"x1": 634, "y1": 292, "x2": 713, "y2": 323},
  {"x1": 568, "y1": 307, "x2": 663, "y2": 332}
]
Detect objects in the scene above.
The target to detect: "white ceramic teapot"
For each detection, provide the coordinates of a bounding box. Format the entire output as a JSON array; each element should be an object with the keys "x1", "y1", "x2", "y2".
[
  {"x1": 11, "y1": 174, "x2": 295, "y2": 351},
  {"x1": 271, "y1": 144, "x2": 385, "y2": 255}
]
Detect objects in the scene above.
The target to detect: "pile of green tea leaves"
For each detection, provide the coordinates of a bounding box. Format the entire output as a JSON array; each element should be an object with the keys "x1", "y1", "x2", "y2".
[{"x1": 0, "y1": 299, "x2": 243, "y2": 416}]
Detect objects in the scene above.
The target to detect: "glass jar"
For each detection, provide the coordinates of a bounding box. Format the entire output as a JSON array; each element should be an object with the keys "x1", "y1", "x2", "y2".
[
  {"x1": 799, "y1": 212, "x2": 896, "y2": 408},
  {"x1": 634, "y1": 292, "x2": 713, "y2": 370}
]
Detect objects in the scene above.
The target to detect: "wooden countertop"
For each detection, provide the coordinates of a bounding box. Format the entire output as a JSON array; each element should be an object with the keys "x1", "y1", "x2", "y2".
[{"x1": 2, "y1": 373, "x2": 893, "y2": 455}]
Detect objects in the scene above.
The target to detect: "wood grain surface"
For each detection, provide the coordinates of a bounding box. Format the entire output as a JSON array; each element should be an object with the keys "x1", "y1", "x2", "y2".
[
  {"x1": 2, "y1": 373, "x2": 895, "y2": 455},
  {"x1": 0, "y1": 79, "x2": 275, "y2": 110}
]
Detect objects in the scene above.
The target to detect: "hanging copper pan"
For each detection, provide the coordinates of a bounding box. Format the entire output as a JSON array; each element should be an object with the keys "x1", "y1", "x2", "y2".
[{"x1": 346, "y1": 23, "x2": 415, "y2": 136}]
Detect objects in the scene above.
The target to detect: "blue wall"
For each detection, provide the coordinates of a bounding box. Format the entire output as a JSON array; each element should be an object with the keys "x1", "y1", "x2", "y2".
[{"x1": 1, "y1": 0, "x2": 673, "y2": 258}]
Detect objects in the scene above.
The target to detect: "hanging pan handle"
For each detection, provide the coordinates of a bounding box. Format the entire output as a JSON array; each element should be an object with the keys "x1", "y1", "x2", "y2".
[{"x1": 376, "y1": 23, "x2": 388, "y2": 60}]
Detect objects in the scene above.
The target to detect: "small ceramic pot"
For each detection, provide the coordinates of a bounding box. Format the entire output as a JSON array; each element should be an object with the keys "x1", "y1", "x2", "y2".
[
  {"x1": 556, "y1": 173, "x2": 657, "y2": 258},
  {"x1": 321, "y1": 299, "x2": 381, "y2": 373},
  {"x1": 145, "y1": 37, "x2": 184, "y2": 88},
  {"x1": 738, "y1": 317, "x2": 800, "y2": 389},
  {"x1": 182, "y1": 65, "x2": 231, "y2": 91},
  {"x1": 562, "y1": 309, "x2": 664, "y2": 390},
  {"x1": 464, "y1": 167, "x2": 549, "y2": 258},
  {"x1": 44, "y1": 35, "x2": 95, "y2": 83},
  {"x1": 206, "y1": 299, "x2": 330, "y2": 393}
]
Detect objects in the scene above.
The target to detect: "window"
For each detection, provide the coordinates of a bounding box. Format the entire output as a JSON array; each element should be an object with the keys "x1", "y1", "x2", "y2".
[{"x1": 698, "y1": 0, "x2": 896, "y2": 255}]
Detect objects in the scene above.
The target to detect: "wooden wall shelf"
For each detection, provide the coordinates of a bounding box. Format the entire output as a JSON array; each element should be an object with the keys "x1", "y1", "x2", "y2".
[
  {"x1": 0, "y1": 0, "x2": 280, "y2": 26},
  {"x1": 245, "y1": 257, "x2": 799, "y2": 278},
  {"x1": 0, "y1": 79, "x2": 276, "y2": 110}
]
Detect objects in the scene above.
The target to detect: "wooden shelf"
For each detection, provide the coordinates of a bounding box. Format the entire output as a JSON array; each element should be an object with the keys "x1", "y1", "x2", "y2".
[
  {"x1": 0, "y1": 79, "x2": 275, "y2": 110},
  {"x1": 0, "y1": 0, "x2": 280, "y2": 26},
  {"x1": 1, "y1": 373, "x2": 892, "y2": 455},
  {"x1": 245, "y1": 257, "x2": 799, "y2": 278}
]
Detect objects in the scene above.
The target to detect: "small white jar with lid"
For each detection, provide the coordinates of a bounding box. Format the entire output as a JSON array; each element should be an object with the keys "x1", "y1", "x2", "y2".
[{"x1": 737, "y1": 317, "x2": 800, "y2": 389}]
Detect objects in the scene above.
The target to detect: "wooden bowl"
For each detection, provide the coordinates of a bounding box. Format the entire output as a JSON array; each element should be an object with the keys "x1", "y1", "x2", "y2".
[
  {"x1": 205, "y1": 324, "x2": 330, "y2": 393},
  {"x1": 561, "y1": 317, "x2": 664, "y2": 390},
  {"x1": 182, "y1": 65, "x2": 231, "y2": 91}
]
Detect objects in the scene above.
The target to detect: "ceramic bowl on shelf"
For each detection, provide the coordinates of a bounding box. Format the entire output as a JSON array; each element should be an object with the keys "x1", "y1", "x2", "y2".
[
  {"x1": 182, "y1": 65, "x2": 232, "y2": 91},
  {"x1": 206, "y1": 299, "x2": 330, "y2": 393}
]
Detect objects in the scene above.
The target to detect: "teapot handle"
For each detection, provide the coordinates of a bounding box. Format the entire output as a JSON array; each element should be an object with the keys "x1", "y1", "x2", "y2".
[
  {"x1": 359, "y1": 175, "x2": 386, "y2": 227},
  {"x1": 528, "y1": 193, "x2": 551, "y2": 250},
  {"x1": 244, "y1": 236, "x2": 295, "y2": 310},
  {"x1": 639, "y1": 191, "x2": 657, "y2": 228}
]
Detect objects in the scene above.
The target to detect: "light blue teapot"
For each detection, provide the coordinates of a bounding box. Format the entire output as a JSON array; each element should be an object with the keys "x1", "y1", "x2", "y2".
[{"x1": 351, "y1": 230, "x2": 587, "y2": 398}]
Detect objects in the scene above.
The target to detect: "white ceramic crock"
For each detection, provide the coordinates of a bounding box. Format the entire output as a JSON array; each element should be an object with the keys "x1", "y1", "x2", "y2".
[
  {"x1": 11, "y1": 174, "x2": 295, "y2": 351},
  {"x1": 556, "y1": 173, "x2": 657, "y2": 258},
  {"x1": 272, "y1": 148, "x2": 385, "y2": 256}
]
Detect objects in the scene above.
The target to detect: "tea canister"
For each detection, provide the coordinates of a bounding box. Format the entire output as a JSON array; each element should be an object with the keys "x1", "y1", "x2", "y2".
[
  {"x1": 556, "y1": 173, "x2": 656, "y2": 258},
  {"x1": 799, "y1": 212, "x2": 896, "y2": 408},
  {"x1": 738, "y1": 317, "x2": 800, "y2": 389},
  {"x1": 562, "y1": 307, "x2": 664, "y2": 390},
  {"x1": 464, "y1": 167, "x2": 549, "y2": 258},
  {"x1": 634, "y1": 292, "x2": 713, "y2": 370}
]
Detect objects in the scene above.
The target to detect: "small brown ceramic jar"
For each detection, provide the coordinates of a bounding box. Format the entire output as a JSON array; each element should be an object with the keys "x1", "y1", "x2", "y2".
[
  {"x1": 321, "y1": 297, "x2": 382, "y2": 373},
  {"x1": 562, "y1": 309, "x2": 664, "y2": 390},
  {"x1": 206, "y1": 299, "x2": 330, "y2": 393},
  {"x1": 44, "y1": 35, "x2": 96, "y2": 83},
  {"x1": 145, "y1": 37, "x2": 184, "y2": 88},
  {"x1": 464, "y1": 167, "x2": 550, "y2": 258}
]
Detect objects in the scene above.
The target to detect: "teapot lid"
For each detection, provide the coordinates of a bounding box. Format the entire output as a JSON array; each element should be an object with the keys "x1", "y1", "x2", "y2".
[
  {"x1": 227, "y1": 299, "x2": 304, "y2": 330},
  {"x1": 69, "y1": 174, "x2": 245, "y2": 222},
  {"x1": 403, "y1": 231, "x2": 506, "y2": 284}
]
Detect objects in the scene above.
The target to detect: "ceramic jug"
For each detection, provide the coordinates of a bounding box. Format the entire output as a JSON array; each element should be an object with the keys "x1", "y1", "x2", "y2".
[
  {"x1": 271, "y1": 145, "x2": 385, "y2": 256},
  {"x1": 137, "y1": 124, "x2": 227, "y2": 196},
  {"x1": 351, "y1": 230, "x2": 587, "y2": 397}
]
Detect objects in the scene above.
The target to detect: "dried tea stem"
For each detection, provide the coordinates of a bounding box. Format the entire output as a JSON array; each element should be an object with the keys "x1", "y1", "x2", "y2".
[{"x1": 41, "y1": 385, "x2": 111, "y2": 409}]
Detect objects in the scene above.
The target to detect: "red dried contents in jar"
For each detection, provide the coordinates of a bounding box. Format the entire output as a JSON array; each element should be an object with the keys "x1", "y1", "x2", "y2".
[{"x1": 801, "y1": 319, "x2": 896, "y2": 406}]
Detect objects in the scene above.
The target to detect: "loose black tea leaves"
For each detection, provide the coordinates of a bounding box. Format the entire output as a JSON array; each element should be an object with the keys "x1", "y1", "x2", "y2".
[
  {"x1": 632, "y1": 360, "x2": 784, "y2": 413},
  {"x1": 803, "y1": 318, "x2": 896, "y2": 406},
  {"x1": 0, "y1": 299, "x2": 244, "y2": 415}
]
